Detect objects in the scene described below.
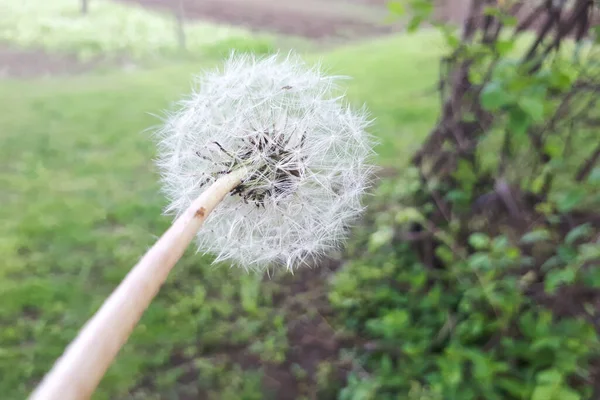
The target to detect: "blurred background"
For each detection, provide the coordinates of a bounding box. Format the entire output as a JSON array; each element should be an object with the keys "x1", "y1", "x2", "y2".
[{"x1": 1, "y1": 1, "x2": 599, "y2": 399}]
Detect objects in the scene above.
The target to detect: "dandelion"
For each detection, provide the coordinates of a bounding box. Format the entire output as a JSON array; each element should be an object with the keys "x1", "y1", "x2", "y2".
[
  {"x1": 31, "y1": 52, "x2": 374, "y2": 400},
  {"x1": 156, "y1": 52, "x2": 374, "y2": 270}
]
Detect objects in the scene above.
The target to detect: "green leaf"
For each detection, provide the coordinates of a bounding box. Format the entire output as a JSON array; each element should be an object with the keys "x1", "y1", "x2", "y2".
[
  {"x1": 455, "y1": 159, "x2": 478, "y2": 184},
  {"x1": 533, "y1": 377, "x2": 580, "y2": 400},
  {"x1": 380, "y1": 354, "x2": 393, "y2": 373},
  {"x1": 549, "y1": 68, "x2": 575, "y2": 90},
  {"x1": 463, "y1": 111, "x2": 477, "y2": 122},
  {"x1": 518, "y1": 97, "x2": 545, "y2": 122},
  {"x1": 437, "y1": 356, "x2": 462, "y2": 387},
  {"x1": 531, "y1": 171, "x2": 547, "y2": 194},
  {"x1": 435, "y1": 245, "x2": 455, "y2": 264},
  {"x1": 583, "y1": 267, "x2": 600, "y2": 289},
  {"x1": 532, "y1": 336, "x2": 562, "y2": 351},
  {"x1": 442, "y1": 29, "x2": 460, "y2": 48},
  {"x1": 535, "y1": 369, "x2": 563, "y2": 385},
  {"x1": 545, "y1": 268, "x2": 576, "y2": 294},
  {"x1": 565, "y1": 223, "x2": 592, "y2": 245},
  {"x1": 492, "y1": 235, "x2": 509, "y2": 251},
  {"x1": 505, "y1": 247, "x2": 521, "y2": 261},
  {"x1": 507, "y1": 107, "x2": 531, "y2": 135},
  {"x1": 578, "y1": 243, "x2": 600, "y2": 263},
  {"x1": 411, "y1": 0, "x2": 434, "y2": 15},
  {"x1": 239, "y1": 276, "x2": 260, "y2": 314},
  {"x1": 469, "y1": 233, "x2": 490, "y2": 250},
  {"x1": 544, "y1": 135, "x2": 564, "y2": 159},
  {"x1": 366, "y1": 309, "x2": 412, "y2": 339},
  {"x1": 482, "y1": 6, "x2": 517, "y2": 25},
  {"x1": 483, "y1": 6, "x2": 501, "y2": 17},
  {"x1": 395, "y1": 207, "x2": 424, "y2": 224},
  {"x1": 495, "y1": 39, "x2": 515, "y2": 55},
  {"x1": 497, "y1": 377, "x2": 528, "y2": 398},
  {"x1": 469, "y1": 351, "x2": 492, "y2": 382},
  {"x1": 481, "y1": 82, "x2": 512, "y2": 111},
  {"x1": 532, "y1": 386, "x2": 554, "y2": 400},
  {"x1": 468, "y1": 253, "x2": 492, "y2": 270},
  {"x1": 555, "y1": 188, "x2": 586, "y2": 213},
  {"x1": 387, "y1": 1, "x2": 405, "y2": 16},
  {"x1": 369, "y1": 226, "x2": 394, "y2": 252},
  {"x1": 501, "y1": 15, "x2": 518, "y2": 26},
  {"x1": 407, "y1": 15, "x2": 424, "y2": 33},
  {"x1": 557, "y1": 387, "x2": 581, "y2": 400},
  {"x1": 588, "y1": 167, "x2": 600, "y2": 184},
  {"x1": 541, "y1": 255, "x2": 562, "y2": 270},
  {"x1": 521, "y1": 229, "x2": 551, "y2": 244},
  {"x1": 557, "y1": 245, "x2": 578, "y2": 263}
]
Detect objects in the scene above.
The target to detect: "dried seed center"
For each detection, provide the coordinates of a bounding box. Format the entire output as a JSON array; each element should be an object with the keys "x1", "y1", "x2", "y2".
[{"x1": 198, "y1": 129, "x2": 306, "y2": 207}]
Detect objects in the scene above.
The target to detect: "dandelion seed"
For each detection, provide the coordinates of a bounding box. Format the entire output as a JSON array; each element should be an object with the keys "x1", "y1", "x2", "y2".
[{"x1": 155, "y1": 52, "x2": 375, "y2": 270}]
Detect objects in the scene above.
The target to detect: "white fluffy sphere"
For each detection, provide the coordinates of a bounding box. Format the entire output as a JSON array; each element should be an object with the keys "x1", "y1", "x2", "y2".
[{"x1": 156, "y1": 53, "x2": 374, "y2": 270}]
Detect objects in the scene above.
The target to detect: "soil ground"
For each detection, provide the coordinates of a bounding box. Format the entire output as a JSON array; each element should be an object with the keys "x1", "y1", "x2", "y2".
[
  {"x1": 0, "y1": 45, "x2": 86, "y2": 78},
  {"x1": 117, "y1": 0, "x2": 394, "y2": 39}
]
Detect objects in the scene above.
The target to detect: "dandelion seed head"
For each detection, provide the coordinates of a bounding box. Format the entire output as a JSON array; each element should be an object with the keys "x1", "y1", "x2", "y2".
[{"x1": 155, "y1": 52, "x2": 375, "y2": 270}]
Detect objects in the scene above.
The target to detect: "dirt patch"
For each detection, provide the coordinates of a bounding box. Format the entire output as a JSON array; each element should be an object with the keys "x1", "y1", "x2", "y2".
[
  {"x1": 0, "y1": 45, "x2": 105, "y2": 79},
  {"x1": 260, "y1": 259, "x2": 351, "y2": 400},
  {"x1": 117, "y1": 0, "x2": 394, "y2": 39},
  {"x1": 116, "y1": 0, "x2": 479, "y2": 40}
]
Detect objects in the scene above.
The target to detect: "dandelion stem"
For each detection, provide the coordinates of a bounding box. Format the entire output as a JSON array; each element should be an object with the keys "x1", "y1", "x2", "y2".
[{"x1": 30, "y1": 167, "x2": 248, "y2": 400}]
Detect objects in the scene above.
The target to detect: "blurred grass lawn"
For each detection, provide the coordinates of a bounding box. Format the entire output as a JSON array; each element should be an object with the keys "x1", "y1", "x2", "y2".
[
  {"x1": 0, "y1": 31, "x2": 443, "y2": 399},
  {"x1": 0, "y1": 0, "x2": 273, "y2": 60}
]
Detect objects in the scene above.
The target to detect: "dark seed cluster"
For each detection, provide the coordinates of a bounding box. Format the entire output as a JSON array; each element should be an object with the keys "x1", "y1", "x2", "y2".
[{"x1": 197, "y1": 128, "x2": 306, "y2": 208}]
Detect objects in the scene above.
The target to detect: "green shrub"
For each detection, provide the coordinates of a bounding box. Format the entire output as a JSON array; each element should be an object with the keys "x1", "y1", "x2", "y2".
[
  {"x1": 330, "y1": 170, "x2": 599, "y2": 400},
  {"x1": 332, "y1": 4, "x2": 599, "y2": 398}
]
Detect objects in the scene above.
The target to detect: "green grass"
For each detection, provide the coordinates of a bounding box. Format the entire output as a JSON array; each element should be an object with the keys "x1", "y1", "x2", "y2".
[
  {"x1": 0, "y1": 31, "x2": 443, "y2": 399},
  {"x1": 0, "y1": 0, "x2": 274, "y2": 60},
  {"x1": 324, "y1": 31, "x2": 442, "y2": 162}
]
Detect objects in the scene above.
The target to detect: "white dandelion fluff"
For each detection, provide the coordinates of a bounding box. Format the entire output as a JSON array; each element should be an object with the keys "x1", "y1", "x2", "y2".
[{"x1": 156, "y1": 52, "x2": 375, "y2": 270}]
